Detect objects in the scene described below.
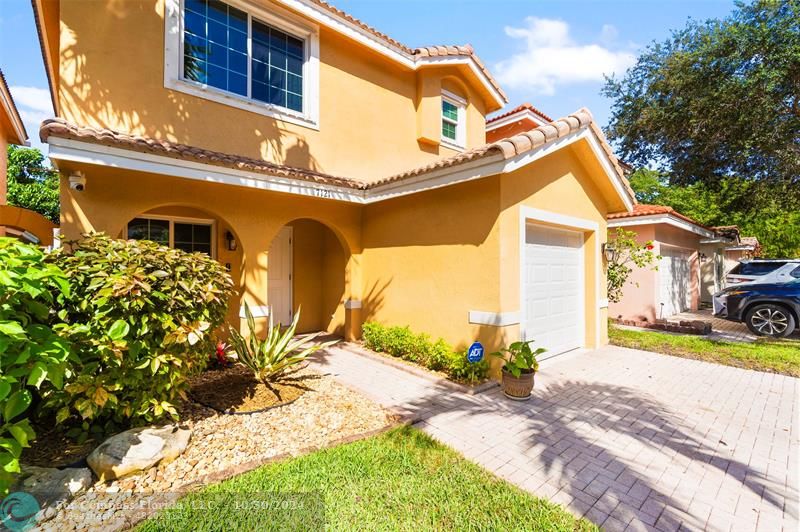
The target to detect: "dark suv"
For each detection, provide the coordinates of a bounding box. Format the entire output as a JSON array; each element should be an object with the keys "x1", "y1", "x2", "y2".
[{"x1": 713, "y1": 280, "x2": 800, "y2": 337}]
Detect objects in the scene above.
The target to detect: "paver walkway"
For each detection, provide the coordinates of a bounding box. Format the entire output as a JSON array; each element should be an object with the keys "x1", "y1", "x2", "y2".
[{"x1": 311, "y1": 345, "x2": 799, "y2": 531}]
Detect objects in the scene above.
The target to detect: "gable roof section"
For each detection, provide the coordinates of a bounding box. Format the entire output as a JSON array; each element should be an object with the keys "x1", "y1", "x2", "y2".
[
  {"x1": 487, "y1": 103, "x2": 553, "y2": 127},
  {"x1": 42, "y1": 107, "x2": 636, "y2": 209},
  {"x1": 608, "y1": 204, "x2": 714, "y2": 237},
  {"x1": 0, "y1": 70, "x2": 28, "y2": 145},
  {"x1": 273, "y1": 0, "x2": 508, "y2": 108}
]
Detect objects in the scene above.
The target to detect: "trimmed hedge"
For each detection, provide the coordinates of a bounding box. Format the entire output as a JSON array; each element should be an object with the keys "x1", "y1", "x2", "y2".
[{"x1": 362, "y1": 322, "x2": 488, "y2": 384}]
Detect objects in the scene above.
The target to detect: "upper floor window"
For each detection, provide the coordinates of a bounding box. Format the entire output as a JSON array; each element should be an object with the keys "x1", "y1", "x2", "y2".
[
  {"x1": 182, "y1": 0, "x2": 304, "y2": 112},
  {"x1": 441, "y1": 90, "x2": 466, "y2": 149},
  {"x1": 165, "y1": 0, "x2": 320, "y2": 128}
]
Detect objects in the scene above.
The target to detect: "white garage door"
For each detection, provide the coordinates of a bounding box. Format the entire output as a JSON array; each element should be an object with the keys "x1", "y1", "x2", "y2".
[
  {"x1": 659, "y1": 247, "x2": 691, "y2": 318},
  {"x1": 523, "y1": 224, "x2": 585, "y2": 357}
]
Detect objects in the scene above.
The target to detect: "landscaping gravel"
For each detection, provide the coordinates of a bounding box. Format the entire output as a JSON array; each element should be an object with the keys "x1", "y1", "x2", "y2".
[{"x1": 36, "y1": 368, "x2": 391, "y2": 531}]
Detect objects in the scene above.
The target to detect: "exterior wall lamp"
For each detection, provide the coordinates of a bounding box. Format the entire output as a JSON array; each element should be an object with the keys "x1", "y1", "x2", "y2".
[
  {"x1": 225, "y1": 230, "x2": 237, "y2": 251},
  {"x1": 602, "y1": 242, "x2": 617, "y2": 263}
]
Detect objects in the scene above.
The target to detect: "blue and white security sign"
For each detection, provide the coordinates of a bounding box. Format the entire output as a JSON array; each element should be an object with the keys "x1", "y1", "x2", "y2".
[{"x1": 467, "y1": 342, "x2": 484, "y2": 363}]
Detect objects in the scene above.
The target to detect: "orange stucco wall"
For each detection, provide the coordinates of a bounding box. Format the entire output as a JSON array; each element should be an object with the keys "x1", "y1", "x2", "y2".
[
  {"x1": 56, "y1": 0, "x2": 490, "y2": 183},
  {"x1": 361, "y1": 175, "x2": 503, "y2": 353},
  {"x1": 0, "y1": 206, "x2": 57, "y2": 246}
]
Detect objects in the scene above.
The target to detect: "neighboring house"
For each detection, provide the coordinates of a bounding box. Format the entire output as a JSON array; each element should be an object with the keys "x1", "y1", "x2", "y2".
[
  {"x1": 724, "y1": 234, "x2": 761, "y2": 266},
  {"x1": 607, "y1": 204, "x2": 721, "y2": 321},
  {"x1": 33, "y1": 0, "x2": 636, "y2": 361},
  {"x1": 699, "y1": 226, "x2": 762, "y2": 302},
  {"x1": 485, "y1": 103, "x2": 552, "y2": 143},
  {"x1": 0, "y1": 69, "x2": 57, "y2": 246}
]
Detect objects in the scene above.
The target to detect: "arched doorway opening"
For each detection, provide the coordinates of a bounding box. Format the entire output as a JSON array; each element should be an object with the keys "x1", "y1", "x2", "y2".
[{"x1": 267, "y1": 218, "x2": 348, "y2": 336}]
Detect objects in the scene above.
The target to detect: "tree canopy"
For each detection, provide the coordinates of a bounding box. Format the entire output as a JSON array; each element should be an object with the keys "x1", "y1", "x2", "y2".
[
  {"x1": 603, "y1": 0, "x2": 799, "y2": 191},
  {"x1": 6, "y1": 145, "x2": 60, "y2": 224},
  {"x1": 628, "y1": 169, "x2": 800, "y2": 258}
]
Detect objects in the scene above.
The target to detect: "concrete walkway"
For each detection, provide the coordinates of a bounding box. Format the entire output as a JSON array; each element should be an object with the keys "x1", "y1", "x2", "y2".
[{"x1": 310, "y1": 344, "x2": 799, "y2": 532}]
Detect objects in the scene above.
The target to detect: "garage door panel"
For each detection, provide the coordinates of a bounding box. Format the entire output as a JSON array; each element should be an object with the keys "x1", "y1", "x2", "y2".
[{"x1": 524, "y1": 223, "x2": 585, "y2": 356}]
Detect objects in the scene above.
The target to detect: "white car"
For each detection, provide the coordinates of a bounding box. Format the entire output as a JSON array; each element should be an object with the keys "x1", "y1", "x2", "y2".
[{"x1": 725, "y1": 259, "x2": 800, "y2": 286}]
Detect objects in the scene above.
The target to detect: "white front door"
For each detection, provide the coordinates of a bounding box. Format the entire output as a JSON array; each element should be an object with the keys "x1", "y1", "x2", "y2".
[
  {"x1": 523, "y1": 224, "x2": 585, "y2": 357},
  {"x1": 658, "y1": 247, "x2": 691, "y2": 318},
  {"x1": 268, "y1": 226, "x2": 293, "y2": 326}
]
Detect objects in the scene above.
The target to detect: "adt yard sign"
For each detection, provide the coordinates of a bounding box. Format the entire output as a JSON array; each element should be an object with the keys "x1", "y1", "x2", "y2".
[{"x1": 467, "y1": 342, "x2": 484, "y2": 363}]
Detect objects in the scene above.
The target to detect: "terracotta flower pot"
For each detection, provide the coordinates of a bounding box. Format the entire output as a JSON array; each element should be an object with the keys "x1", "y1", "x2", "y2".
[{"x1": 501, "y1": 369, "x2": 535, "y2": 401}]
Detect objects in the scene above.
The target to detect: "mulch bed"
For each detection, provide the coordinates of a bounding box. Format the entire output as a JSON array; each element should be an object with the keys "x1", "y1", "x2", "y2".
[
  {"x1": 21, "y1": 421, "x2": 97, "y2": 468},
  {"x1": 35, "y1": 367, "x2": 392, "y2": 532},
  {"x1": 189, "y1": 365, "x2": 317, "y2": 413}
]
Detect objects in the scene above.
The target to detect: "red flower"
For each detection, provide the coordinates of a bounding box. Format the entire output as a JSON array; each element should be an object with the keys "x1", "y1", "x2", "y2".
[
  {"x1": 645, "y1": 244, "x2": 654, "y2": 250},
  {"x1": 213, "y1": 341, "x2": 230, "y2": 365}
]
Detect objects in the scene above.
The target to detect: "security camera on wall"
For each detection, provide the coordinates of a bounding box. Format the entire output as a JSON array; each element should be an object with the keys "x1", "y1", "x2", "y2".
[{"x1": 69, "y1": 171, "x2": 86, "y2": 191}]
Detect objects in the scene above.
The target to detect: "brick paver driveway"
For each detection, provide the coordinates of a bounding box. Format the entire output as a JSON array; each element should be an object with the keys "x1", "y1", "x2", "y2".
[{"x1": 311, "y1": 345, "x2": 799, "y2": 531}]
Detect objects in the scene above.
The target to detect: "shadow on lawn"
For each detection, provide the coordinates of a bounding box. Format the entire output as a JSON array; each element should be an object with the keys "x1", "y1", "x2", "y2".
[{"x1": 311, "y1": 348, "x2": 796, "y2": 529}]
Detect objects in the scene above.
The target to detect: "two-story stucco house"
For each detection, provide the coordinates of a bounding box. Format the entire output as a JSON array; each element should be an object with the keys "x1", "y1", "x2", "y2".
[{"x1": 33, "y1": 0, "x2": 635, "y2": 364}]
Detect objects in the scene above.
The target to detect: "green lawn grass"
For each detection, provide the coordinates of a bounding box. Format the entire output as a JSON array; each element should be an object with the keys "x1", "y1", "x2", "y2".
[
  {"x1": 609, "y1": 325, "x2": 800, "y2": 377},
  {"x1": 138, "y1": 426, "x2": 596, "y2": 531}
]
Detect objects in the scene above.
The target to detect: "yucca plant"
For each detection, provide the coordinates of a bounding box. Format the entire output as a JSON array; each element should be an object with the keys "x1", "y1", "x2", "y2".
[{"x1": 228, "y1": 303, "x2": 338, "y2": 383}]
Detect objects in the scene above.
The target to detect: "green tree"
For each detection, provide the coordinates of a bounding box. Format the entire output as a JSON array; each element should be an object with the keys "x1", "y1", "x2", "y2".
[
  {"x1": 627, "y1": 169, "x2": 800, "y2": 258},
  {"x1": 603, "y1": 1, "x2": 800, "y2": 192},
  {"x1": 6, "y1": 145, "x2": 60, "y2": 224}
]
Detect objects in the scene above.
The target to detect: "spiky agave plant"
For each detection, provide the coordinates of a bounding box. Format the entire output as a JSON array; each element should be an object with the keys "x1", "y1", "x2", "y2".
[{"x1": 228, "y1": 303, "x2": 338, "y2": 383}]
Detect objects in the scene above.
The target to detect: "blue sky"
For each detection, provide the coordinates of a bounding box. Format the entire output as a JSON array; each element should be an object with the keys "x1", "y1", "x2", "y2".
[{"x1": 0, "y1": 0, "x2": 735, "y2": 151}]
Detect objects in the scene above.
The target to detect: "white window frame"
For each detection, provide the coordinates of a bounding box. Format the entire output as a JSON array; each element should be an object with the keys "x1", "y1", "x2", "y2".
[
  {"x1": 127, "y1": 214, "x2": 217, "y2": 258},
  {"x1": 440, "y1": 89, "x2": 467, "y2": 151},
  {"x1": 164, "y1": 0, "x2": 320, "y2": 130}
]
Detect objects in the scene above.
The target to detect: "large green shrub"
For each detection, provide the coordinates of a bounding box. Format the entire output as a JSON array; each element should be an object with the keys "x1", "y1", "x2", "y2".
[
  {"x1": 0, "y1": 238, "x2": 72, "y2": 496},
  {"x1": 42, "y1": 234, "x2": 234, "y2": 430},
  {"x1": 361, "y1": 322, "x2": 488, "y2": 384}
]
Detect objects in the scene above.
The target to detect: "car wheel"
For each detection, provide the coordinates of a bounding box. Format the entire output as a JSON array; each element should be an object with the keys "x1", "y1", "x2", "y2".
[{"x1": 744, "y1": 304, "x2": 796, "y2": 338}]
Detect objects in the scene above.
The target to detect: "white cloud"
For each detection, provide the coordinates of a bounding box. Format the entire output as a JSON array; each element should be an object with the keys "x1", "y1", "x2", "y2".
[
  {"x1": 495, "y1": 18, "x2": 636, "y2": 96},
  {"x1": 600, "y1": 24, "x2": 619, "y2": 45},
  {"x1": 9, "y1": 86, "x2": 54, "y2": 146}
]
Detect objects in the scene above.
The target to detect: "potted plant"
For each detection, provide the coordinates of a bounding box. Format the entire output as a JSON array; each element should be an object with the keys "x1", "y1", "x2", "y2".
[{"x1": 491, "y1": 341, "x2": 545, "y2": 401}]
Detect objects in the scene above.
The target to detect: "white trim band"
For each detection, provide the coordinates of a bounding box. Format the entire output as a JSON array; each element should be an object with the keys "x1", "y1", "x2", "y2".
[
  {"x1": 240, "y1": 305, "x2": 270, "y2": 318},
  {"x1": 608, "y1": 213, "x2": 715, "y2": 238},
  {"x1": 485, "y1": 109, "x2": 548, "y2": 132},
  {"x1": 344, "y1": 299, "x2": 362, "y2": 309},
  {"x1": 468, "y1": 311, "x2": 520, "y2": 327},
  {"x1": 47, "y1": 126, "x2": 634, "y2": 210}
]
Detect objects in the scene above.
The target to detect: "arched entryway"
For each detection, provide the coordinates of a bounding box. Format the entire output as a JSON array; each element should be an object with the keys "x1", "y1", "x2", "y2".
[{"x1": 267, "y1": 218, "x2": 348, "y2": 336}]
